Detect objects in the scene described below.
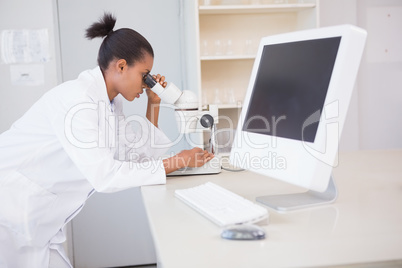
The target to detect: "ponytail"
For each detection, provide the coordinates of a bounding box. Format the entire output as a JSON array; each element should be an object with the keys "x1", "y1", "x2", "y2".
[
  {"x1": 85, "y1": 13, "x2": 116, "y2": 39},
  {"x1": 85, "y1": 12, "x2": 154, "y2": 71}
]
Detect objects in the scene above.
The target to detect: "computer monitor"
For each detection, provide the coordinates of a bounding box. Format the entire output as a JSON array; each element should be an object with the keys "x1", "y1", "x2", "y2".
[{"x1": 229, "y1": 25, "x2": 367, "y2": 211}]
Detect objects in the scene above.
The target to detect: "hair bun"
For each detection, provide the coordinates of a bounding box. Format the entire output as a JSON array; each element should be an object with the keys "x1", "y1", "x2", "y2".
[{"x1": 85, "y1": 13, "x2": 116, "y2": 39}]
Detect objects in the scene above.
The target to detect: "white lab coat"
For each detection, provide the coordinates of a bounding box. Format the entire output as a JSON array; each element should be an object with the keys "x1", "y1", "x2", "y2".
[{"x1": 0, "y1": 67, "x2": 171, "y2": 268}]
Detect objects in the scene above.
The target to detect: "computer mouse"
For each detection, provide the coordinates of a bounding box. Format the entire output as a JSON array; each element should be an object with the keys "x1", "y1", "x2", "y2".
[{"x1": 221, "y1": 224, "x2": 266, "y2": 240}]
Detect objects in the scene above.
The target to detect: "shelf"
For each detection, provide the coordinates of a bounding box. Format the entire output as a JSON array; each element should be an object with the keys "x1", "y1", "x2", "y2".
[
  {"x1": 202, "y1": 103, "x2": 243, "y2": 109},
  {"x1": 195, "y1": 0, "x2": 318, "y2": 135},
  {"x1": 200, "y1": 54, "x2": 256, "y2": 61},
  {"x1": 219, "y1": 103, "x2": 243, "y2": 109},
  {"x1": 199, "y1": 3, "x2": 316, "y2": 15}
]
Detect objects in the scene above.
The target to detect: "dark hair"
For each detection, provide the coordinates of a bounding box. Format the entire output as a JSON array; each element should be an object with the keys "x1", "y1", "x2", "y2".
[{"x1": 85, "y1": 13, "x2": 154, "y2": 71}]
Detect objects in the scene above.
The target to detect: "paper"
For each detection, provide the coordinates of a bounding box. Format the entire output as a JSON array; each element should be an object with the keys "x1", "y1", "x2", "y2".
[
  {"x1": 1, "y1": 29, "x2": 50, "y2": 64},
  {"x1": 10, "y1": 64, "x2": 45, "y2": 86}
]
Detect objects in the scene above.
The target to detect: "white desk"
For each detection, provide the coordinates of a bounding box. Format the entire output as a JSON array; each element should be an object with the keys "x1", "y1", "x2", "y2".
[{"x1": 141, "y1": 150, "x2": 402, "y2": 267}]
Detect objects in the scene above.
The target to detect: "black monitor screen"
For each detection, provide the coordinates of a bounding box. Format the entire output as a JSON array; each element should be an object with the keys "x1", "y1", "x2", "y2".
[{"x1": 242, "y1": 37, "x2": 341, "y2": 143}]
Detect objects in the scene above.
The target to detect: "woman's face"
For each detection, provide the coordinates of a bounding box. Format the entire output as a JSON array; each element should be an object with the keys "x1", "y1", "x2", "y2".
[{"x1": 116, "y1": 52, "x2": 154, "y2": 101}]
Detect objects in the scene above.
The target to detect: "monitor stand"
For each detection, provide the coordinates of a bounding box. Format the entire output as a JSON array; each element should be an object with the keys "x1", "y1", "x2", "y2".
[{"x1": 256, "y1": 176, "x2": 338, "y2": 212}]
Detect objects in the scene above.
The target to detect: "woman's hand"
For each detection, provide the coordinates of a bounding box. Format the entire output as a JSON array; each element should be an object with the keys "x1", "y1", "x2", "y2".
[
  {"x1": 163, "y1": 147, "x2": 215, "y2": 174},
  {"x1": 146, "y1": 74, "x2": 166, "y2": 104},
  {"x1": 178, "y1": 148, "x2": 214, "y2": 168}
]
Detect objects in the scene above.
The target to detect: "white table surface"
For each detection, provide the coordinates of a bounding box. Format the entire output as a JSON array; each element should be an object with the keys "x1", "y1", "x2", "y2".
[{"x1": 141, "y1": 150, "x2": 402, "y2": 268}]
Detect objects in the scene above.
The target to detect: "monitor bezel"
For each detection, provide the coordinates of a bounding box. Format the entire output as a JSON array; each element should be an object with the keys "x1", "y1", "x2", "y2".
[{"x1": 230, "y1": 25, "x2": 367, "y2": 192}]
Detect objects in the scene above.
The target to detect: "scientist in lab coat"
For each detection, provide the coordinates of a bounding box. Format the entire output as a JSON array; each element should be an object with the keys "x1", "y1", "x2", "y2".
[{"x1": 0, "y1": 13, "x2": 213, "y2": 268}]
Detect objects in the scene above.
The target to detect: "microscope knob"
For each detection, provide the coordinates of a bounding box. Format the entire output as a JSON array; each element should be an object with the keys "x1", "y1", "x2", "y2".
[{"x1": 200, "y1": 114, "x2": 214, "y2": 128}]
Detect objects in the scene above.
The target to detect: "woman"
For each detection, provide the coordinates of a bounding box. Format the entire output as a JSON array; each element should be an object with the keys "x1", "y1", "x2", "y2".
[{"x1": 0, "y1": 13, "x2": 213, "y2": 268}]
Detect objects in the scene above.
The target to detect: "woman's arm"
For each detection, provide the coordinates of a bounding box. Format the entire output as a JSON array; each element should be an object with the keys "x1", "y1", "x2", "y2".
[
  {"x1": 146, "y1": 98, "x2": 160, "y2": 128},
  {"x1": 145, "y1": 74, "x2": 166, "y2": 128}
]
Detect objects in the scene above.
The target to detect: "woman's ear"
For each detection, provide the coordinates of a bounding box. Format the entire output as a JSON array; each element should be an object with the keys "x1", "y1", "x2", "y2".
[{"x1": 116, "y1": 59, "x2": 127, "y2": 73}]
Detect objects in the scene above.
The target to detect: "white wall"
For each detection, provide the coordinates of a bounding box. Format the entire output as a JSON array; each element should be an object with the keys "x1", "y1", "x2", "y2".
[
  {"x1": 320, "y1": 0, "x2": 402, "y2": 150},
  {"x1": 356, "y1": 0, "x2": 402, "y2": 150},
  {"x1": 0, "y1": 0, "x2": 59, "y2": 132}
]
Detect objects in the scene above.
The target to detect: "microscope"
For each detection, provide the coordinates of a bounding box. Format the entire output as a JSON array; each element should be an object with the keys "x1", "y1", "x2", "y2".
[{"x1": 144, "y1": 74, "x2": 221, "y2": 175}]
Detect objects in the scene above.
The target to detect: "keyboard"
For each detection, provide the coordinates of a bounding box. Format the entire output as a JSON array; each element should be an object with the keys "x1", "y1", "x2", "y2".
[{"x1": 175, "y1": 182, "x2": 269, "y2": 227}]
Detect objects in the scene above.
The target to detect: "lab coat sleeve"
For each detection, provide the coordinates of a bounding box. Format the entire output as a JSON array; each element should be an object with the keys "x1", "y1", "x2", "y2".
[
  {"x1": 50, "y1": 99, "x2": 167, "y2": 193},
  {"x1": 114, "y1": 99, "x2": 172, "y2": 162},
  {"x1": 116, "y1": 118, "x2": 172, "y2": 162}
]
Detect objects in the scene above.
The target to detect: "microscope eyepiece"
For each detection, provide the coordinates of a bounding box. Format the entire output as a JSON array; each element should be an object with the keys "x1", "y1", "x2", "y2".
[{"x1": 143, "y1": 73, "x2": 157, "y2": 88}]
